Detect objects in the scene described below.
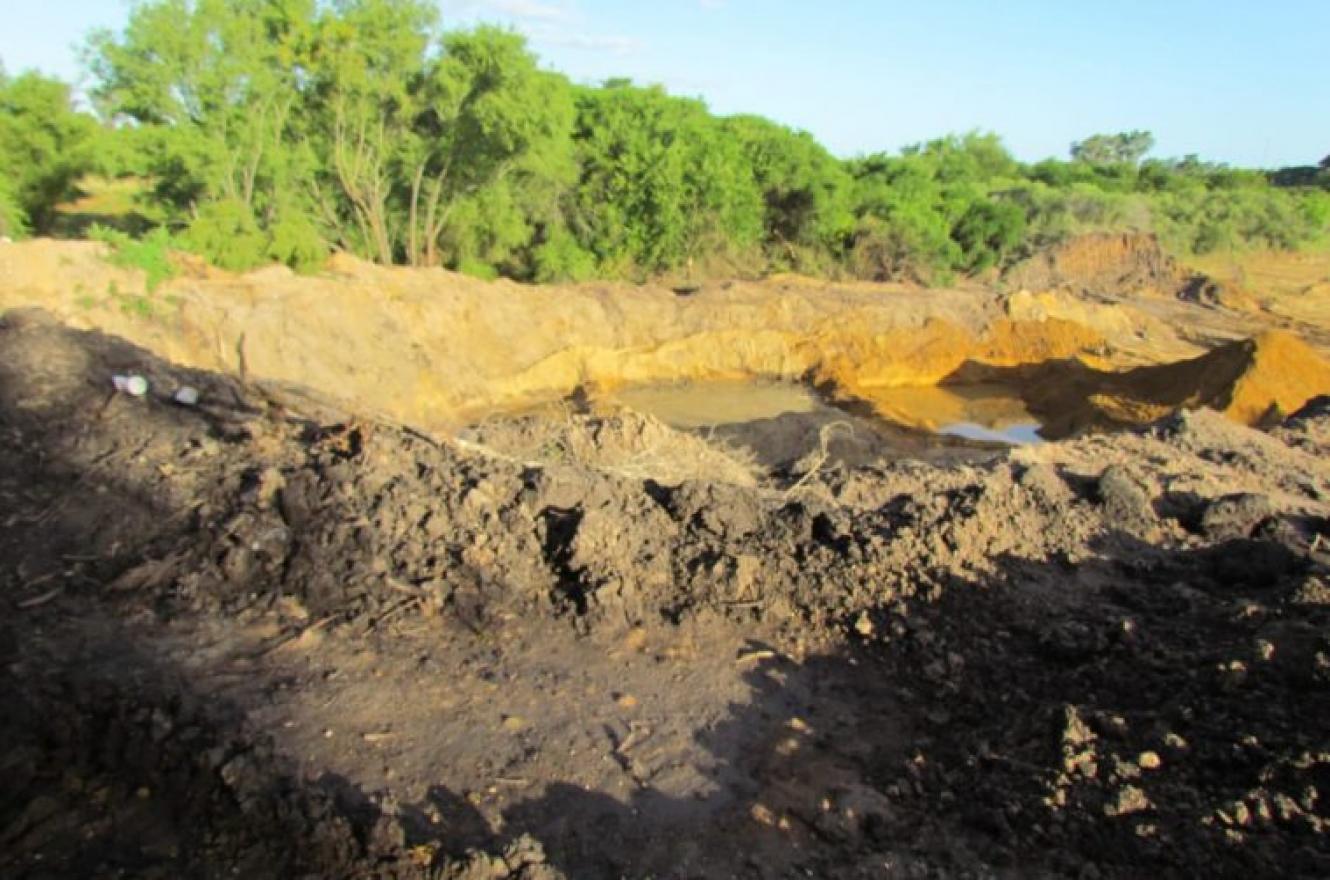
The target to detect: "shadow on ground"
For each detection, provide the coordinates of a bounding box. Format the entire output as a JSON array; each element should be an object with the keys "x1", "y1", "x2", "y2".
[{"x1": 2, "y1": 310, "x2": 1329, "y2": 878}]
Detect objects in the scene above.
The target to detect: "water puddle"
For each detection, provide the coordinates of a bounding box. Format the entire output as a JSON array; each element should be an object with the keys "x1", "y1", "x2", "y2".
[
  {"x1": 854, "y1": 382, "x2": 1043, "y2": 445},
  {"x1": 939, "y1": 421, "x2": 1044, "y2": 445},
  {"x1": 607, "y1": 380, "x2": 828, "y2": 429},
  {"x1": 604, "y1": 379, "x2": 1044, "y2": 447}
]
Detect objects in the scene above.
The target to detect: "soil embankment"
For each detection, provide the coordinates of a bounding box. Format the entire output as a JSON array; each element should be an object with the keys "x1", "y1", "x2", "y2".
[{"x1": 11, "y1": 238, "x2": 1327, "y2": 440}]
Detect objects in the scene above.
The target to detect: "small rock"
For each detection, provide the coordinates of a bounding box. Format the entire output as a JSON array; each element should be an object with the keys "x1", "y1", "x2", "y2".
[
  {"x1": 1104, "y1": 785, "x2": 1151, "y2": 817},
  {"x1": 1218, "y1": 660, "x2": 1248, "y2": 691},
  {"x1": 854, "y1": 612, "x2": 875, "y2": 638},
  {"x1": 750, "y1": 802, "x2": 778, "y2": 826},
  {"x1": 1138, "y1": 751, "x2": 1162, "y2": 771},
  {"x1": 1097, "y1": 466, "x2": 1158, "y2": 538},
  {"x1": 622, "y1": 627, "x2": 648, "y2": 653},
  {"x1": 1201, "y1": 493, "x2": 1275, "y2": 541}
]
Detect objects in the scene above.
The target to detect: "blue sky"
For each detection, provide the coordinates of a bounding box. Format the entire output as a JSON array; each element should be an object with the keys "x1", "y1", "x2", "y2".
[{"x1": 4, "y1": 0, "x2": 1328, "y2": 167}]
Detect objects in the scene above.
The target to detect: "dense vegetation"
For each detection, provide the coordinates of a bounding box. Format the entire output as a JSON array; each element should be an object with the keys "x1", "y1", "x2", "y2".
[{"x1": 2, "y1": 0, "x2": 1327, "y2": 283}]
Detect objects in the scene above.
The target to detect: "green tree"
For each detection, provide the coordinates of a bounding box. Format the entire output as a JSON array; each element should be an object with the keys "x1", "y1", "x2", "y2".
[
  {"x1": 0, "y1": 173, "x2": 25, "y2": 238},
  {"x1": 405, "y1": 27, "x2": 574, "y2": 268},
  {"x1": 305, "y1": 0, "x2": 436, "y2": 264},
  {"x1": 0, "y1": 66, "x2": 99, "y2": 234},
  {"x1": 569, "y1": 82, "x2": 763, "y2": 276},
  {"x1": 1070, "y1": 130, "x2": 1155, "y2": 166},
  {"x1": 89, "y1": 0, "x2": 325, "y2": 269},
  {"x1": 724, "y1": 115, "x2": 853, "y2": 267},
  {"x1": 951, "y1": 198, "x2": 1026, "y2": 271},
  {"x1": 847, "y1": 134, "x2": 1028, "y2": 282}
]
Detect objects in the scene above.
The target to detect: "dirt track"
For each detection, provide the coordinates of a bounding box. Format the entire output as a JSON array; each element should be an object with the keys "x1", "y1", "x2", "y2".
[{"x1": 3, "y1": 306, "x2": 1330, "y2": 878}]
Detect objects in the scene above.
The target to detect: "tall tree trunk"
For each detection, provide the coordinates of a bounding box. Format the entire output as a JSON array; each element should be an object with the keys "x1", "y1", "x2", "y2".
[{"x1": 407, "y1": 162, "x2": 426, "y2": 267}]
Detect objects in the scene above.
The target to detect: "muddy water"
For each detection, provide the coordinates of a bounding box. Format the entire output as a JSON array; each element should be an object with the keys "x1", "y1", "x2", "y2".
[
  {"x1": 607, "y1": 380, "x2": 1044, "y2": 445},
  {"x1": 608, "y1": 380, "x2": 828, "y2": 429},
  {"x1": 856, "y1": 382, "x2": 1044, "y2": 444}
]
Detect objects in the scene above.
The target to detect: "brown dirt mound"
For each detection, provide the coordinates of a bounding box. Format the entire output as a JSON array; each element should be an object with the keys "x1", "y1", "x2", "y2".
[
  {"x1": 945, "y1": 329, "x2": 1330, "y2": 439},
  {"x1": 457, "y1": 403, "x2": 762, "y2": 487},
  {"x1": 0, "y1": 239, "x2": 1138, "y2": 430},
  {"x1": 4, "y1": 310, "x2": 1330, "y2": 877},
  {"x1": 1088, "y1": 329, "x2": 1330, "y2": 428},
  {"x1": 1006, "y1": 233, "x2": 1186, "y2": 295}
]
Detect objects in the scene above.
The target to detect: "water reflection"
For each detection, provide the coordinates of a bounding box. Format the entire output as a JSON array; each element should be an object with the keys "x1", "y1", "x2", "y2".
[
  {"x1": 855, "y1": 382, "x2": 1044, "y2": 445},
  {"x1": 939, "y1": 421, "x2": 1043, "y2": 445},
  {"x1": 604, "y1": 379, "x2": 1045, "y2": 447}
]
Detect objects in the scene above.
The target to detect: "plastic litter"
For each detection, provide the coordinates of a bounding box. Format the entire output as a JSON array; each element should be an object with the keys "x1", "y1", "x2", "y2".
[
  {"x1": 112, "y1": 374, "x2": 149, "y2": 397},
  {"x1": 174, "y1": 386, "x2": 201, "y2": 406}
]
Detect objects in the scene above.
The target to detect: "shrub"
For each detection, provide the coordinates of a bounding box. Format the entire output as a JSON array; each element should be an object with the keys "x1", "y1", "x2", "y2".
[
  {"x1": 0, "y1": 175, "x2": 26, "y2": 238},
  {"x1": 952, "y1": 199, "x2": 1026, "y2": 272},
  {"x1": 534, "y1": 227, "x2": 598, "y2": 283},
  {"x1": 181, "y1": 199, "x2": 268, "y2": 272},
  {"x1": 89, "y1": 224, "x2": 178, "y2": 290}
]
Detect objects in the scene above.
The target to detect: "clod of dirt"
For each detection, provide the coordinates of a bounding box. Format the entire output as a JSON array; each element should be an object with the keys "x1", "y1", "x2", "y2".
[
  {"x1": 1200, "y1": 493, "x2": 1276, "y2": 540},
  {"x1": 1096, "y1": 465, "x2": 1159, "y2": 539}
]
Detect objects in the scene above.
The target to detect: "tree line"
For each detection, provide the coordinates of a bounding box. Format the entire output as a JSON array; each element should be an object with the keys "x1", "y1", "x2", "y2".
[{"x1": 1, "y1": 0, "x2": 1327, "y2": 284}]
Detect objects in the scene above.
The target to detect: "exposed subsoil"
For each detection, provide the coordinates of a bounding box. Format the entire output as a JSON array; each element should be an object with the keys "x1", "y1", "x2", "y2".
[{"x1": 4, "y1": 308, "x2": 1330, "y2": 878}]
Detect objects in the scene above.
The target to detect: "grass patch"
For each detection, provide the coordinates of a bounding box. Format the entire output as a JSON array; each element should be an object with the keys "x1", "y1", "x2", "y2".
[{"x1": 89, "y1": 225, "x2": 179, "y2": 291}]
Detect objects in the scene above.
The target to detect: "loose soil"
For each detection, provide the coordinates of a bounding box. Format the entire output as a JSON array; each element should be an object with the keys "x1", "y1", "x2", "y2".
[{"x1": 4, "y1": 304, "x2": 1330, "y2": 879}]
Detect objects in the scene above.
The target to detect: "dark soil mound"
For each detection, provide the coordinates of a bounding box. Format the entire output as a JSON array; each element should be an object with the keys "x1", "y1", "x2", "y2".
[{"x1": 3, "y1": 308, "x2": 1330, "y2": 878}]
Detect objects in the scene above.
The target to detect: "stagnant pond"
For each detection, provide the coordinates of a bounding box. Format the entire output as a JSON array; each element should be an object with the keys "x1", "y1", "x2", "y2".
[{"x1": 606, "y1": 379, "x2": 1044, "y2": 446}]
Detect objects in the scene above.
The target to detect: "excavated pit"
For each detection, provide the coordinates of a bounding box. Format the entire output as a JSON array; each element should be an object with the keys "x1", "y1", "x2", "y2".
[
  {"x1": 4, "y1": 234, "x2": 1330, "y2": 878},
  {"x1": 4, "y1": 308, "x2": 1330, "y2": 879}
]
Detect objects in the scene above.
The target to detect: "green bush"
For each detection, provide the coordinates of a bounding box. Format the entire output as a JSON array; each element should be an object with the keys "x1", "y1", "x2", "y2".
[
  {"x1": 265, "y1": 210, "x2": 328, "y2": 274},
  {"x1": 952, "y1": 199, "x2": 1026, "y2": 272},
  {"x1": 534, "y1": 227, "x2": 598, "y2": 283},
  {"x1": 0, "y1": 174, "x2": 26, "y2": 238},
  {"x1": 0, "y1": 0, "x2": 1314, "y2": 283},
  {"x1": 89, "y1": 224, "x2": 178, "y2": 290},
  {"x1": 181, "y1": 199, "x2": 268, "y2": 272},
  {"x1": 0, "y1": 69, "x2": 98, "y2": 233},
  {"x1": 456, "y1": 258, "x2": 499, "y2": 280}
]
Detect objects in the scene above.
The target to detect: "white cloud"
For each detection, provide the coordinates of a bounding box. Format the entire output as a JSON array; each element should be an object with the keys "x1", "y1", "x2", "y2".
[
  {"x1": 454, "y1": 0, "x2": 571, "y2": 24},
  {"x1": 453, "y1": 1, "x2": 643, "y2": 57},
  {"x1": 535, "y1": 31, "x2": 642, "y2": 55}
]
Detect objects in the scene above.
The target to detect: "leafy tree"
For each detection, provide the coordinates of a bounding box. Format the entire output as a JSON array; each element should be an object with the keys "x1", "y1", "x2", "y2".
[
  {"x1": 406, "y1": 27, "x2": 575, "y2": 268},
  {"x1": 0, "y1": 173, "x2": 27, "y2": 238},
  {"x1": 54, "y1": 6, "x2": 1330, "y2": 280},
  {"x1": 848, "y1": 135, "x2": 1027, "y2": 282},
  {"x1": 951, "y1": 198, "x2": 1026, "y2": 271},
  {"x1": 724, "y1": 115, "x2": 853, "y2": 267},
  {"x1": 0, "y1": 66, "x2": 99, "y2": 233},
  {"x1": 305, "y1": 0, "x2": 436, "y2": 264},
  {"x1": 89, "y1": 0, "x2": 324, "y2": 269},
  {"x1": 1070, "y1": 130, "x2": 1155, "y2": 166},
  {"x1": 569, "y1": 82, "x2": 763, "y2": 276}
]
